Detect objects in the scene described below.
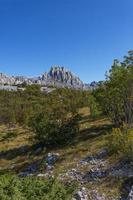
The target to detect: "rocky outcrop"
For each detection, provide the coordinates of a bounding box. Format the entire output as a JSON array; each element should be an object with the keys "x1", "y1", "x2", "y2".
[
  {"x1": 37, "y1": 66, "x2": 85, "y2": 89},
  {"x1": 46, "y1": 66, "x2": 83, "y2": 88},
  {"x1": 73, "y1": 187, "x2": 88, "y2": 200},
  {"x1": 73, "y1": 187, "x2": 108, "y2": 200},
  {"x1": 0, "y1": 73, "x2": 15, "y2": 85},
  {"x1": 58, "y1": 149, "x2": 109, "y2": 183},
  {"x1": 128, "y1": 186, "x2": 133, "y2": 200},
  {"x1": 46, "y1": 152, "x2": 60, "y2": 165},
  {"x1": 19, "y1": 152, "x2": 60, "y2": 178},
  {"x1": 0, "y1": 67, "x2": 98, "y2": 90}
]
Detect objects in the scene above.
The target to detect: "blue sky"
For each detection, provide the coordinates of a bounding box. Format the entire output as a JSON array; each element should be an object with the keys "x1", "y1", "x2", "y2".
[{"x1": 0, "y1": 0, "x2": 133, "y2": 82}]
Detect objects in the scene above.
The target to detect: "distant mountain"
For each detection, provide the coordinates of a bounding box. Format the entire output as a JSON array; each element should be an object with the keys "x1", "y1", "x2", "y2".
[{"x1": 0, "y1": 66, "x2": 98, "y2": 90}]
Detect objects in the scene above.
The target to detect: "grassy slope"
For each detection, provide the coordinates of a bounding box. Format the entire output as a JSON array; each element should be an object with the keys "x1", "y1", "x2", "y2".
[{"x1": 0, "y1": 108, "x2": 125, "y2": 198}]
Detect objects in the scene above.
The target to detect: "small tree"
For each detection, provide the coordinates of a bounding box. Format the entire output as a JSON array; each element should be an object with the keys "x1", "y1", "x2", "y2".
[
  {"x1": 107, "y1": 127, "x2": 133, "y2": 160},
  {"x1": 94, "y1": 51, "x2": 133, "y2": 127},
  {"x1": 88, "y1": 95, "x2": 100, "y2": 119},
  {"x1": 29, "y1": 111, "x2": 79, "y2": 147}
]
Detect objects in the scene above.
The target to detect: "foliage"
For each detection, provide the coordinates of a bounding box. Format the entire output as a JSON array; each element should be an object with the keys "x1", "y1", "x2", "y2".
[
  {"x1": 0, "y1": 87, "x2": 89, "y2": 125},
  {"x1": 107, "y1": 127, "x2": 133, "y2": 160},
  {"x1": 0, "y1": 174, "x2": 76, "y2": 200},
  {"x1": 29, "y1": 111, "x2": 80, "y2": 146},
  {"x1": 0, "y1": 174, "x2": 23, "y2": 200},
  {"x1": 88, "y1": 94, "x2": 100, "y2": 119},
  {"x1": 94, "y1": 51, "x2": 133, "y2": 127},
  {"x1": 0, "y1": 84, "x2": 89, "y2": 148}
]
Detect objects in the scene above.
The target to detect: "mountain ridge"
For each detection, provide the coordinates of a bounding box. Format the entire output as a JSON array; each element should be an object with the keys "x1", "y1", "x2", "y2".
[{"x1": 0, "y1": 66, "x2": 98, "y2": 90}]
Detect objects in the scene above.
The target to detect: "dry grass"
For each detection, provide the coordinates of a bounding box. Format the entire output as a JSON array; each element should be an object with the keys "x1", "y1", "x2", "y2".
[
  {"x1": 0, "y1": 110, "x2": 111, "y2": 171},
  {"x1": 0, "y1": 125, "x2": 32, "y2": 152},
  {"x1": 78, "y1": 107, "x2": 90, "y2": 117},
  {"x1": 0, "y1": 125, "x2": 34, "y2": 171},
  {"x1": 0, "y1": 108, "x2": 123, "y2": 198}
]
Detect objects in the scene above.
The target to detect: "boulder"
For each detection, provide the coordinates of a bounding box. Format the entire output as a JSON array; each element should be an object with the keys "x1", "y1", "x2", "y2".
[
  {"x1": 73, "y1": 187, "x2": 88, "y2": 200},
  {"x1": 46, "y1": 152, "x2": 60, "y2": 165}
]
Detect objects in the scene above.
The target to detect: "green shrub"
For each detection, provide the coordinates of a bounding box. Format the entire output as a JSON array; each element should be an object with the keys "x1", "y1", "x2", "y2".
[
  {"x1": 88, "y1": 95, "x2": 100, "y2": 119},
  {"x1": 0, "y1": 174, "x2": 23, "y2": 200},
  {"x1": 107, "y1": 128, "x2": 124, "y2": 154},
  {"x1": 29, "y1": 112, "x2": 79, "y2": 147},
  {"x1": 107, "y1": 128, "x2": 133, "y2": 160},
  {"x1": 0, "y1": 174, "x2": 76, "y2": 200},
  {"x1": 122, "y1": 129, "x2": 133, "y2": 160},
  {"x1": 46, "y1": 180, "x2": 74, "y2": 200},
  {"x1": 93, "y1": 51, "x2": 133, "y2": 127}
]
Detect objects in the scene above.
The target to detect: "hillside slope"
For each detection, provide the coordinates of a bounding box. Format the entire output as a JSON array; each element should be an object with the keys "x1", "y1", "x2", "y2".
[{"x1": 0, "y1": 108, "x2": 132, "y2": 200}]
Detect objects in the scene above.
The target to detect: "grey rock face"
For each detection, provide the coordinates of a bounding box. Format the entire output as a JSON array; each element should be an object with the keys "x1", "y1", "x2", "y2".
[
  {"x1": 0, "y1": 67, "x2": 98, "y2": 90},
  {"x1": 73, "y1": 188, "x2": 107, "y2": 200},
  {"x1": 42, "y1": 66, "x2": 84, "y2": 89},
  {"x1": 46, "y1": 152, "x2": 60, "y2": 165},
  {"x1": 0, "y1": 73, "x2": 15, "y2": 85},
  {"x1": 73, "y1": 187, "x2": 88, "y2": 200},
  {"x1": 45, "y1": 152, "x2": 60, "y2": 177},
  {"x1": 128, "y1": 186, "x2": 133, "y2": 200}
]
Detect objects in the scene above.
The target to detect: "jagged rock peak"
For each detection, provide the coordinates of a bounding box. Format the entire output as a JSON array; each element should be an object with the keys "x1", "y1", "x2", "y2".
[
  {"x1": 41, "y1": 66, "x2": 83, "y2": 85},
  {"x1": 0, "y1": 66, "x2": 98, "y2": 90}
]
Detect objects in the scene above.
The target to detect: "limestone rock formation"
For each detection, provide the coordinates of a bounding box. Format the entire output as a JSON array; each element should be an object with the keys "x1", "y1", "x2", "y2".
[{"x1": 0, "y1": 66, "x2": 98, "y2": 90}]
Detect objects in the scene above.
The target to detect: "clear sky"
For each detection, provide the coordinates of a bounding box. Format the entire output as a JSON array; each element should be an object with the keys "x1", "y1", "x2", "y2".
[{"x1": 0, "y1": 0, "x2": 133, "y2": 83}]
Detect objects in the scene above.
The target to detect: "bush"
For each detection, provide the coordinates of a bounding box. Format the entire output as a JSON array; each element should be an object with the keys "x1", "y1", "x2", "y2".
[
  {"x1": 107, "y1": 128, "x2": 124, "y2": 154},
  {"x1": 123, "y1": 129, "x2": 133, "y2": 160},
  {"x1": 0, "y1": 174, "x2": 23, "y2": 200},
  {"x1": 107, "y1": 128, "x2": 133, "y2": 160},
  {"x1": 29, "y1": 112, "x2": 80, "y2": 147},
  {"x1": 0, "y1": 174, "x2": 76, "y2": 200},
  {"x1": 88, "y1": 95, "x2": 100, "y2": 119},
  {"x1": 94, "y1": 51, "x2": 133, "y2": 127}
]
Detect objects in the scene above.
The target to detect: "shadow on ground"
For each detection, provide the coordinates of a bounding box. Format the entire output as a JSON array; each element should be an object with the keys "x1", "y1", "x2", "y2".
[
  {"x1": 0, "y1": 145, "x2": 33, "y2": 160},
  {"x1": 76, "y1": 124, "x2": 113, "y2": 143},
  {"x1": 0, "y1": 119, "x2": 113, "y2": 162}
]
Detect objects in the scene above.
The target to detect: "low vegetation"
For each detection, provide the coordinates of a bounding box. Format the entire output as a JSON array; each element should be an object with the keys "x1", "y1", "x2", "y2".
[
  {"x1": 107, "y1": 127, "x2": 133, "y2": 160},
  {"x1": 0, "y1": 51, "x2": 133, "y2": 199},
  {"x1": 0, "y1": 174, "x2": 76, "y2": 200},
  {"x1": 29, "y1": 112, "x2": 80, "y2": 147}
]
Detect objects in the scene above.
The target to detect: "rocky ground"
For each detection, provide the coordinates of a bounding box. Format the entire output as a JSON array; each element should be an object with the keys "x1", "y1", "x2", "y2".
[
  {"x1": 17, "y1": 149, "x2": 133, "y2": 200},
  {"x1": 0, "y1": 117, "x2": 132, "y2": 200}
]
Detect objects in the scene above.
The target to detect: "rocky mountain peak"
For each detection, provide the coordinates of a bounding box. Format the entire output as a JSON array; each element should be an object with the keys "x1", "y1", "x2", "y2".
[
  {"x1": 41, "y1": 66, "x2": 83, "y2": 87},
  {"x1": 0, "y1": 66, "x2": 98, "y2": 90}
]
